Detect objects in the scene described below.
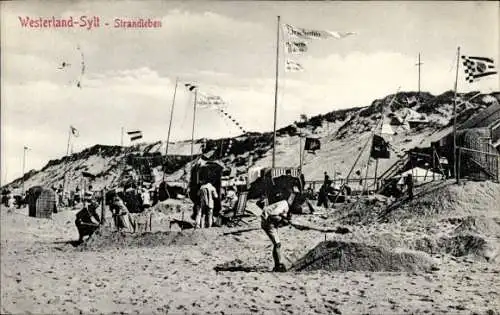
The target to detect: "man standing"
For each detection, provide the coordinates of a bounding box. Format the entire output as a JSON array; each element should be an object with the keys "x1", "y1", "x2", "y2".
[
  {"x1": 260, "y1": 190, "x2": 297, "y2": 272},
  {"x1": 324, "y1": 171, "x2": 330, "y2": 186},
  {"x1": 197, "y1": 179, "x2": 218, "y2": 228},
  {"x1": 317, "y1": 180, "x2": 330, "y2": 209}
]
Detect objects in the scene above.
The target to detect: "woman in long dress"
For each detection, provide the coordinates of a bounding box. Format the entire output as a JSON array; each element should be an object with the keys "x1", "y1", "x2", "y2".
[{"x1": 110, "y1": 195, "x2": 133, "y2": 231}]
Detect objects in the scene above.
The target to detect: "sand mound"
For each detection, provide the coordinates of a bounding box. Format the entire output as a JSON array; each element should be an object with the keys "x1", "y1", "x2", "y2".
[
  {"x1": 452, "y1": 216, "x2": 500, "y2": 237},
  {"x1": 290, "y1": 241, "x2": 434, "y2": 272},
  {"x1": 439, "y1": 233, "x2": 497, "y2": 262},
  {"x1": 80, "y1": 226, "x2": 218, "y2": 251},
  {"x1": 412, "y1": 233, "x2": 498, "y2": 262}
]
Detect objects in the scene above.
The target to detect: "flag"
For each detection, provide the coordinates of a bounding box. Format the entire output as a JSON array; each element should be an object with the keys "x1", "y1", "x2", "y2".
[
  {"x1": 285, "y1": 41, "x2": 308, "y2": 54},
  {"x1": 285, "y1": 59, "x2": 304, "y2": 72},
  {"x1": 304, "y1": 137, "x2": 321, "y2": 151},
  {"x1": 461, "y1": 56, "x2": 497, "y2": 83},
  {"x1": 70, "y1": 125, "x2": 79, "y2": 137},
  {"x1": 127, "y1": 130, "x2": 143, "y2": 141},
  {"x1": 185, "y1": 83, "x2": 197, "y2": 91},
  {"x1": 370, "y1": 135, "x2": 390, "y2": 159},
  {"x1": 285, "y1": 24, "x2": 356, "y2": 40},
  {"x1": 198, "y1": 94, "x2": 225, "y2": 108}
]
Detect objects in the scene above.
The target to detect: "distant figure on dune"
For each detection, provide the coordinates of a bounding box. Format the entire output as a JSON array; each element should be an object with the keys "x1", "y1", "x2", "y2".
[{"x1": 75, "y1": 197, "x2": 101, "y2": 243}]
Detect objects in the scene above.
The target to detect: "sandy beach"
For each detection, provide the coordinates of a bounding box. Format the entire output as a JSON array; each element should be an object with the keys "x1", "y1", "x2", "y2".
[{"x1": 2, "y1": 181, "x2": 500, "y2": 314}]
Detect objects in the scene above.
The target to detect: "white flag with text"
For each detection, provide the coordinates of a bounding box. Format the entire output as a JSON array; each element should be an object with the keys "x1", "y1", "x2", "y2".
[{"x1": 285, "y1": 24, "x2": 356, "y2": 40}]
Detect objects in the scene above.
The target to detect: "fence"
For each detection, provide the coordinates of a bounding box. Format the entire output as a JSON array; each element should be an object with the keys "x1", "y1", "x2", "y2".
[
  {"x1": 304, "y1": 174, "x2": 441, "y2": 195},
  {"x1": 457, "y1": 146, "x2": 500, "y2": 182}
]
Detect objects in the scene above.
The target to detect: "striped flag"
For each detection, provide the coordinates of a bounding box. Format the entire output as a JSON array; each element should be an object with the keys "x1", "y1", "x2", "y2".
[
  {"x1": 127, "y1": 130, "x2": 143, "y2": 141},
  {"x1": 285, "y1": 59, "x2": 304, "y2": 72},
  {"x1": 285, "y1": 41, "x2": 308, "y2": 54},
  {"x1": 285, "y1": 24, "x2": 356, "y2": 40},
  {"x1": 70, "y1": 125, "x2": 79, "y2": 137},
  {"x1": 461, "y1": 56, "x2": 497, "y2": 83}
]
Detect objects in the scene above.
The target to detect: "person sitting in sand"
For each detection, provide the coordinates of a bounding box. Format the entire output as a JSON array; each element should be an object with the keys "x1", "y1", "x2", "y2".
[
  {"x1": 75, "y1": 197, "x2": 101, "y2": 243},
  {"x1": 259, "y1": 187, "x2": 298, "y2": 272}
]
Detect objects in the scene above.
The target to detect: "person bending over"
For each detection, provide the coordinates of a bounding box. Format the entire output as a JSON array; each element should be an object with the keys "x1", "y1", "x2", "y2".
[
  {"x1": 75, "y1": 198, "x2": 101, "y2": 243},
  {"x1": 260, "y1": 190, "x2": 297, "y2": 272}
]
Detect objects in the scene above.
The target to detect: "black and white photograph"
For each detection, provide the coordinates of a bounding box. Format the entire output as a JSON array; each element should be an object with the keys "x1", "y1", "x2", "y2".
[{"x1": 1, "y1": 1, "x2": 499, "y2": 314}]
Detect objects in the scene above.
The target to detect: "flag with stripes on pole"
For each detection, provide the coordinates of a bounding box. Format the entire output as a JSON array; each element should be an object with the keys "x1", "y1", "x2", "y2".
[{"x1": 127, "y1": 130, "x2": 143, "y2": 141}]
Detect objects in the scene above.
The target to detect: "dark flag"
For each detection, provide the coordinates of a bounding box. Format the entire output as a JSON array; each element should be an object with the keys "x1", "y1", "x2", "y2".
[
  {"x1": 305, "y1": 137, "x2": 321, "y2": 152},
  {"x1": 370, "y1": 135, "x2": 390, "y2": 159}
]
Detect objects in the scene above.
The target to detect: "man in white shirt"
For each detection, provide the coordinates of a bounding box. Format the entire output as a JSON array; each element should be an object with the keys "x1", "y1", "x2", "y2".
[
  {"x1": 260, "y1": 189, "x2": 297, "y2": 272},
  {"x1": 196, "y1": 179, "x2": 218, "y2": 228}
]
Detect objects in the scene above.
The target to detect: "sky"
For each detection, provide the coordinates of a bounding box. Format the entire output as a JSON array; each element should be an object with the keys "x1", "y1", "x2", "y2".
[{"x1": 1, "y1": 1, "x2": 498, "y2": 184}]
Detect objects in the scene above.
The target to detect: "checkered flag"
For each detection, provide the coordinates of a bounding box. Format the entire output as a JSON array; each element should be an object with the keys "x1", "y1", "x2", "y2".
[{"x1": 461, "y1": 56, "x2": 497, "y2": 83}]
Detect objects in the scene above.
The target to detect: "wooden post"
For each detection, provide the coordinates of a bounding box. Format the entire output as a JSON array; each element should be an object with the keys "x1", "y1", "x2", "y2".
[
  {"x1": 374, "y1": 158, "x2": 379, "y2": 190},
  {"x1": 457, "y1": 147, "x2": 461, "y2": 184},
  {"x1": 432, "y1": 147, "x2": 436, "y2": 181},
  {"x1": 363, "y1": 160, "x2": 370, "y2": 195},
  {"x1": 100, "y1": 188, "x2": 106, "y2": 225},
  {"x1": 149, "y1": 212, "x2": 152, "y2": 232}
]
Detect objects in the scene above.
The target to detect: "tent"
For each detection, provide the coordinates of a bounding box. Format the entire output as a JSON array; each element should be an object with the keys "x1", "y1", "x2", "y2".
[
  {"x1": 247, "y1": 166, "x2": 266, "y2": 185},
  {"x1": 397, "y1": 167, "x2": 442, "y2": 184},
  {"x1": 189, "y1": 157, "x2": 224, "y2": 215}
]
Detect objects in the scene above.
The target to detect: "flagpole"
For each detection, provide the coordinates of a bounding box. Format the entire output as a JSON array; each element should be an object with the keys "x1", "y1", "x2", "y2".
[
  {"x1": 416, "y1": 53, "x2": 423, "y2": 95},
  {"x1": 272, "y1": 15, "x2": 281, "y2": 168},
  {"x1": 299, "y1": 134, "x2": 302, "y2": 169},
  {"x1": 166, "y1": 78, "x2": 178, "y2": 157},
  {"x1": 190, "y1": 89, "x2": 198, "y2": 159},
  {"x1": 121, "y1": 127, "x2": 124, "y2": 146},
  {"x1": 22, "y1": 147, "x2": 27, "y2": 195},
  {"x1": 453, "y1": 46, "x2": 460, "y2": 182},
  {"x1": 66, "y1": 127, "x2": 72, "y2": 156}
]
